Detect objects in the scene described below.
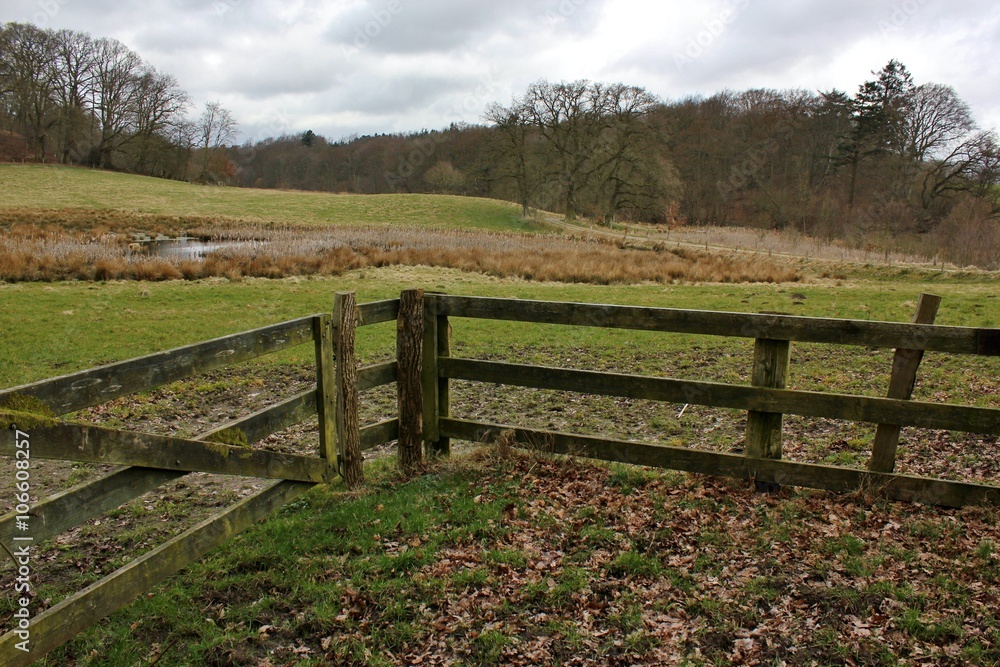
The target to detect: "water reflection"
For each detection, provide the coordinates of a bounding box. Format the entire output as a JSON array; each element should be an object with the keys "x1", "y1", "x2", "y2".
[{"x1": 133, "y1": 238, "x2": 256, "y2": 260}]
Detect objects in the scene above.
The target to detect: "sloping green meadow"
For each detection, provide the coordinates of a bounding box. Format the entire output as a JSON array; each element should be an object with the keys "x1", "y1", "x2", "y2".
[{"x1": 0, "y1": 164, "x2": 527, "y2": 230}]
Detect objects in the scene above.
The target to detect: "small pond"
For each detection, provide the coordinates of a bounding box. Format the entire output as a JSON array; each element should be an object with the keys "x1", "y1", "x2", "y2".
[{"x1": 131, "y1": 237, "x2": 257, "y2": 260}]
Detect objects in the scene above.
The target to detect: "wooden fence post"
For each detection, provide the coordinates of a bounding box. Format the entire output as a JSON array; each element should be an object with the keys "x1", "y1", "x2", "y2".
[
  {"x1": 869, "y1": 293, "x2": 942, "y2": 473},
  {"x1": 424, "y1": 293, "x2": 451, "y2": 457},
  {"x1": 437, "y1": 303, "x2": 451, "y2": 457},
  {"x1": 397, "y1": 289, "x2": 424, "y2": 473},
  {"x1": 745, "y1": 337, "x2": 791, "y2": 489},
  {"x1": 334, "y1": 292, "x2": 363, "y2": 488},
  {"x1": 313, "y1": 314, "x2": 337, "y2": 471}
]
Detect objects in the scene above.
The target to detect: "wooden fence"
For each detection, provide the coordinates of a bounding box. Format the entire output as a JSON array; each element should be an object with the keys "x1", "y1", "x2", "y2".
[
  {"x1": 2, "y1": 289, "x2": 999, "y2": 663},
  {"x1": 396, "y1": 290, "x2": 1000, "y2": 509},
  {"x1": 0, "y1": 293, "x2": 400, "y2": 666}
]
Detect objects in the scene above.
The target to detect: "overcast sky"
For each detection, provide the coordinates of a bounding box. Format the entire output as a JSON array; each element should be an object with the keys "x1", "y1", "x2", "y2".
[{"x1": 4, "y1": 0, "x2": 999, "y2": 142}]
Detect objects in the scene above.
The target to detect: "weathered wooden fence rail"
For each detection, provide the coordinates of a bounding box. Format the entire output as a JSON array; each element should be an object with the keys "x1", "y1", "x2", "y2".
[
  {"x1": 2, "y1": 288, "x2": 998, "y2": 664},
  {"x1": 0, "y1": 294, "x2": 402, "y2": 666},
  {"x1": 436, "y1": 294, "x2": 1000, "y2": 354},
  {"x1": 3, "y1": 316, "x2": 317, "y2": 415},
  {"x1": 405, "y1": 291, "x2": 1000, "y2": 508}
]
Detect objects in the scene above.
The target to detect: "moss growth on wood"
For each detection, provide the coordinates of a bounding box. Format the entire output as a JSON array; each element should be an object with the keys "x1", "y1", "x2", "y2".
[
  {"x1": 0, "y1": 395, "x2": 59, "y2": 430},
  {"x1": 0, "y1": 393, "x2": 55, "y2": 417},
  {"x1": 204, "y1": 427, "x2": 250, "y2": 448},
  {"x1": 0, "y1": 408, "x2": 61, "y2": 431}
]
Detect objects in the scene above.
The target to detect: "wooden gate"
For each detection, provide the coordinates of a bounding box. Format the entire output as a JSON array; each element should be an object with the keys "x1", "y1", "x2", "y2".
[{"x1": 0, "y1": 294, "x2": 400, "y2": 666}]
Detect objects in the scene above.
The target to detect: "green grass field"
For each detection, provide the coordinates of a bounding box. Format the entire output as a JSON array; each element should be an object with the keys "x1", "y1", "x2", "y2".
[
  {"x1": 0, "y1": 164, "x2": 527, "y2": 230},
  {"x1": 2, "y1": 266, "x2": 997, "y2": 389},
  {"x1": 1, "y1": 166, "x2": 999, "y2": 666}
]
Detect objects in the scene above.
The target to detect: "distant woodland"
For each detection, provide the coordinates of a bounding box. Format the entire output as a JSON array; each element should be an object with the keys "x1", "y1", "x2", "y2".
[{"x1": 3, "y1": 22, "x2": 999, "y2": 265}]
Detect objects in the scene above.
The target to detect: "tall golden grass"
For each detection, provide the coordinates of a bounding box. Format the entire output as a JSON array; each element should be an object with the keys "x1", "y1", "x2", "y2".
[{"x1": 0, "y1": 211, "x2": 800, "y2": 284}]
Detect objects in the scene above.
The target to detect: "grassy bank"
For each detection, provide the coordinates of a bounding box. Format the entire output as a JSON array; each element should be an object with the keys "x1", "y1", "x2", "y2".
[{"x1": 0, "y1": 166, "x2": 805, "y2": 285}]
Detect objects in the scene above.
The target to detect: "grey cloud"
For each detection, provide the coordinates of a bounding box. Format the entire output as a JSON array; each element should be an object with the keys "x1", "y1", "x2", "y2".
[
  {"x1": 132, "y1": 19, "x2": 218, "y2": 54},
  {"x1": 224, "y1": 57, "x2": 342, "y2": 99},
  {"x1": 331, "y1": 71, "x2": 476, "y2": 115},
  {"x1": 2, "y1": 0, "x2": 998, "y2": 138},
  {"x1": 324, "y1": 0, "x2": 609, "y2": 55},
  {"x1": 325, "y1": 0, "x2": 521, "y2": 54},
  {"x1": 617, "y1": 0, "x2": 903, "y2": 92}
]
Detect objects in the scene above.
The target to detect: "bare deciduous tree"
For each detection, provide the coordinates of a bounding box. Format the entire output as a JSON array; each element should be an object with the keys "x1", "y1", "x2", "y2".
[
  {"x1": 90, "y1": 37, "x2": 145, "y2": 168},
  {"x1": 0, "y1": 22, "x2": 60, "y2": 160},
  {"x1": 905, "y1": 83, "x2": 975, "y2": 162},
  {"x1": 132, "y1": 68, "x2": 189, "y2": 172},
  {"x1": 196, "y1": 100, "x2": 239, "y2": 181},
  {"x1": 52, "y1": 29, "x2": 96, "y2": 164},
  {"x1": 487, "y1": 80, "x2": 671, "y2": 222},
  {"x1": 484, "y1": 100, "x2": 540, "y2": 217}
]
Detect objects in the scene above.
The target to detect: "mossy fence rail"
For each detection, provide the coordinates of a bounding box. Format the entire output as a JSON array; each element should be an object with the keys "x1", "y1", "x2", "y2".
[
  {"x1": 2, "y1": 289, "x2": 999, "y2": 664},
  {"x1": 0, "y1": 292, "x2": 399, "y2": 666}
]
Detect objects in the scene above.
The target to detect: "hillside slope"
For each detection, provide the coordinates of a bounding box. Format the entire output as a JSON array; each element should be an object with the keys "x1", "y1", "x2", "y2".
[{"x1": 0, "y1": 164, "x2": 526, "y2": 231}]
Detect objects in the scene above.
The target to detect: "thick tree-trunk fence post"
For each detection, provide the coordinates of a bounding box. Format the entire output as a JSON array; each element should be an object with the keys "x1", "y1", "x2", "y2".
[
  {"x1": 745, "y1": 337, "x2": 791, "y2": 491},
  {"x1": 869, "y1": 293, "x2": 942, "y2": 473},
  {"x1": 313, "y1": 314, "x2": 337, "y2": 472},
  {"x1": 424, "y1": 292, "x2": 451, "y2": 457},
  {"x1": 334, "y1": 292, "x2": 364, "y2": 488},
  {"x1": 397, "y1": 289, "x2": 425, "y2": 473}
]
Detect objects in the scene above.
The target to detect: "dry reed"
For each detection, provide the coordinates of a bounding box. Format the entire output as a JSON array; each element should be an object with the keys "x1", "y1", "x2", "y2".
[
  {"x1": 647, "y1": 225, "x2": 931, "y2": 266},
  {"x1": 0, "y1": 212, "x2": 801, "y2": 284}
]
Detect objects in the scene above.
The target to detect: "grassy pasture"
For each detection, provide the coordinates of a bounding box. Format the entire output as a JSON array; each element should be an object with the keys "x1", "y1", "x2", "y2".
[
  {"x1": 1, "y1": 267, "x2": 997, "y2": 389},
  {"x1": 1, "y1": 166, "x2": 999, "y2": 665},
  {"x1": 21, "y1": 450, "x2": 1000, "y2": 667},
  {"x1": 0, "y1": 164, "x2": 527, "y2": 230}
]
